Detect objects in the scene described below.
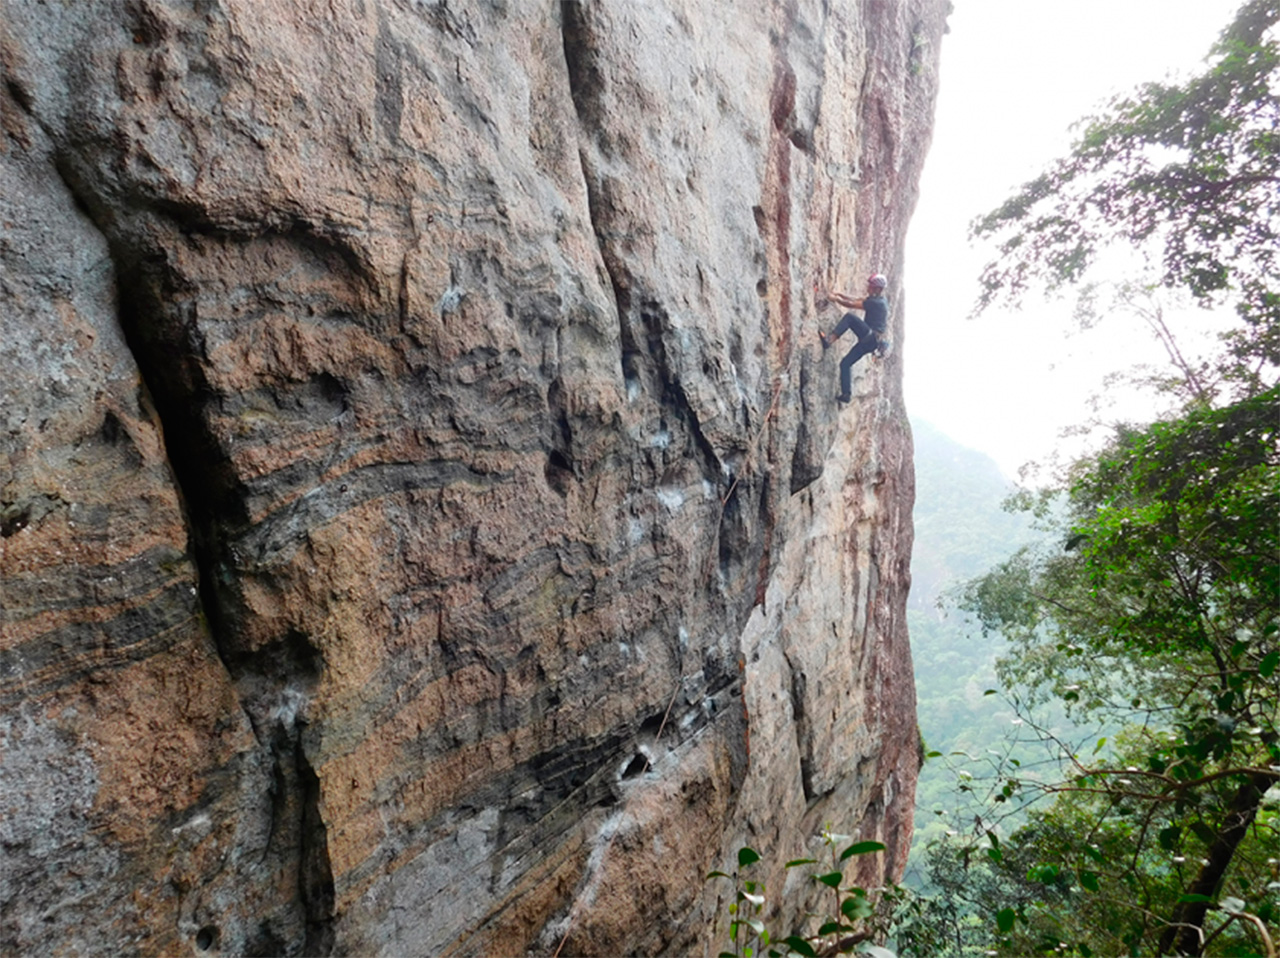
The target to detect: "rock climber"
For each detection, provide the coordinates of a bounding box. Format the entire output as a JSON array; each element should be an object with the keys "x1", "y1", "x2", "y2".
[{"x1": 818, "y1": 273, "x2": 889, "y2": 403}]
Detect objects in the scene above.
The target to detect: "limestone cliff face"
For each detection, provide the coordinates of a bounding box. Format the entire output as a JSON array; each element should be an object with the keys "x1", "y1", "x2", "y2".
[{"x1": 0, "y1": 1, "x2": 944, "y2": 954}]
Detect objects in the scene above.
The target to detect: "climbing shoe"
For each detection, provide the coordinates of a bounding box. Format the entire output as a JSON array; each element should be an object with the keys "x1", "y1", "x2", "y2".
[
  {"x1": 819, "y1": 331, "x2": 832, "y2": 351},
  {"x1": 836, "y1": 393, "x2": 851, "y2": 404}
]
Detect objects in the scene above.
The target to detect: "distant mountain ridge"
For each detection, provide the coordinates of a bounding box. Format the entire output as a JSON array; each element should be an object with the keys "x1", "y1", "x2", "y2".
[
  {"x1": 910, "y1": 418, "x2": 1027, "y2": 613},
  {"x1": 906, "y1": 417, "x2": 1036, "y2": 875}
]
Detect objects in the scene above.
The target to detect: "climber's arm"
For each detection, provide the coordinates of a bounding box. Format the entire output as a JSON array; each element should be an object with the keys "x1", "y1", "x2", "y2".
[{"x1": 825, "y1": 290, "x2": 864, "y2": 310}]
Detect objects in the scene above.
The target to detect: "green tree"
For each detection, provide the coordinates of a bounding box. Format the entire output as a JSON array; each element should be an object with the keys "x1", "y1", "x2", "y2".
[
  {"x1": 956, "y1": 392, "x2": 1280, "y2": 955},
  {"x1": 909, "y1": 3, "x2": 1280, "y2": 955},
  {"x1": 971, "y1": 0, "x2": 1280, "y2": 396}
]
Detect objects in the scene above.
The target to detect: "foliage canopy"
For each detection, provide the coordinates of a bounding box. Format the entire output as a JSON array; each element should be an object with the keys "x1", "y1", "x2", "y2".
[
  {"x1": 950, "y1": 387, "x2": 1280, "y2": 955},
  {"x1": 971, "y1": 0, "x2": 1280, "y2": 394},
  {"x1": 912, "y1": 4, "x2": 1280, "y2": 956}
]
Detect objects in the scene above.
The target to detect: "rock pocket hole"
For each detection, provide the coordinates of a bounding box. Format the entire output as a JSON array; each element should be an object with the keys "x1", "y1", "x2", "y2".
[
  {"x1": 544, "y1": 450, "x2": 574, "y2": 497},
  {"x1": 195, "y1": 925, "x2": 219, "y2": 951},
  {"x1": 1, "y1": 503, "x2": 31, "y2": 538},
  {"x1": 621, "y1": 752, "x2": 650, "y2": 780}
]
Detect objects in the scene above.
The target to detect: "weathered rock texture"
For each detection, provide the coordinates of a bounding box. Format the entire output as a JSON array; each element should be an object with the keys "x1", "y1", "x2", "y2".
[{"x1": 1, "y1": 1, "x2": 945, "y2": 953}]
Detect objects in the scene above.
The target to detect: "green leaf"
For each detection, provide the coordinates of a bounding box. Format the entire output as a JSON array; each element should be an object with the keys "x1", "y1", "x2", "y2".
[
  {"x1": 1158, "y1": 826, "x2": 1181, "y2": 851},
  {"x1": 843, "y1": 895, "x2": 873, "y2": 920},
  {"x1": 1030, "y1": 864, "x2": 1059, "y2": 884},
  {"x1": 1079, "y1": 870, "x2": 1100, "y2": 892},
  {"x1": 996, "y1": 908, "x2": 1016, "y2": 933},
  {"x1": 781, "y1": 936, "x2": 817, "y2": 957},
  {"x1": 815, "y1": 871, "x2": 844, "y2": 889},
  {"x1": 840, "y1": 841, "x2": 886, "y2": 860},
  {"x1": 984, "y1": 689, "x2": 998, "y2": 696},
  {"x1": 817, "y1": 921, "x2": 844, "y2": 936},
  {"x1": 1189, "y1": 822, "x2": 1218, "y2": 846},
  {"x1": 1177, "y1": 893, "x2": 1216, "y2": 904},
  {"x1": 986, "y1": 830, "x2": 1003, "y2": 862},
  {"x1": 785, "y1": 858, "x2": 818, "y2": 868},
  {"x1": 739, "y1": 847, "x2": 762, "y2": 868},
  {"x1": 1092, "y1": 736, "x2": 1107, "y2": 755},
  {"x1": 707, "y1": 870, "x2": 732, "y2": 880},
  {"x1": 1260, "y1": 649, "x2": 1280, "y2": 677}
]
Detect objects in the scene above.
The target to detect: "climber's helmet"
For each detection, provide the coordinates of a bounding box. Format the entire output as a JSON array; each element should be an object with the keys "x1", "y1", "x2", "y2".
[{"x1": 868, "y1": 274, "x2": 888, "y2": 290}]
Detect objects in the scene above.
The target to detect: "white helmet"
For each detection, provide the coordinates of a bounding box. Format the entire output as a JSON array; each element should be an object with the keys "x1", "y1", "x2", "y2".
[{"x1": 868, "y1": 273, "x2": 888, "y2": 290}]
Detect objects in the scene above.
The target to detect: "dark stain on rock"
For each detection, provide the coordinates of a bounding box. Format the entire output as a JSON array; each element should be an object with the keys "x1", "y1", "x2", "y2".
[
  {"x1": 769, "y1": 60, "x2": 796, "y2": 133},
  {"x1": 374, "y1": 17, "x2": 405, "y2": 145},
  {"x1": 299, "y1": 748, "x2": 336, "y2": 957}
]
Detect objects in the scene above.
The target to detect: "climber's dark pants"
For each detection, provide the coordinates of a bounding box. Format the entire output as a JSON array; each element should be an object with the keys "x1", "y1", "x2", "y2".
[{"x1": 832, "y1": 312, "x2": 881, "y2": 398}]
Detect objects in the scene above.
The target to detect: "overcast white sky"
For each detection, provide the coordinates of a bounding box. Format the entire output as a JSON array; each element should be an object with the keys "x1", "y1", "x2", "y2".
[{"x1": 903, "y1": 0, "x2": 1245, "y2": 479}]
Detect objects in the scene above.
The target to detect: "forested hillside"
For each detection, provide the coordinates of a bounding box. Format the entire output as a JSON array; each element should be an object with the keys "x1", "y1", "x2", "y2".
[{"x1": 906, "y1": 420, "x2": 1036, "y2": 877}]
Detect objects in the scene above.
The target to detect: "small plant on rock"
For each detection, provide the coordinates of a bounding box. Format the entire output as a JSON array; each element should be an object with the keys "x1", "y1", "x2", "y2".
[
  {"x1": 708, "y1": 846, "x2": 772, "y2": 958},
  {"x1": 708, "y1": 833, "x2": 897, "y2": 958}
]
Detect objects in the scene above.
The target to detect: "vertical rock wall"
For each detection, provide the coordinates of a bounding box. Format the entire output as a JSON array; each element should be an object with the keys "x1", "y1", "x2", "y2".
[{"x1": 0, "y1": 0, "x2": 945, "y2": 954}]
